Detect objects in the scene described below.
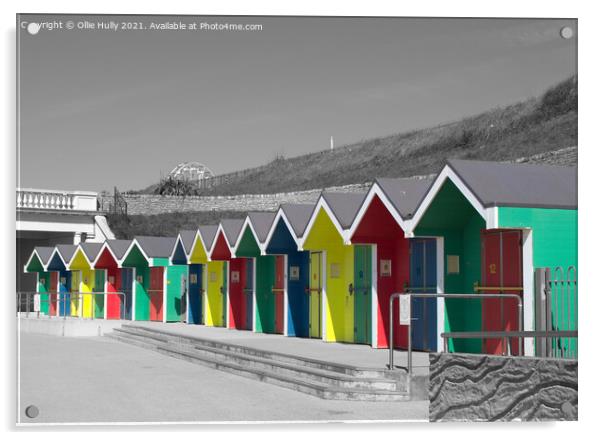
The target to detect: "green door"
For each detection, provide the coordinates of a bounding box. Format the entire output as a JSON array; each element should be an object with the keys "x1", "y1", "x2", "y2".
[
  {"x1": 354, "y1": 245, "x2": 372, "y2": 344},
  {"x1": 222, "y1": 261, "x2": 228, "y2": 327},
  {"x1": 309, "y1": 252, "x2": 322, "y2": 338},
  {"x1": 93, "y1": 270, "x2": 105, "y2": 318}
]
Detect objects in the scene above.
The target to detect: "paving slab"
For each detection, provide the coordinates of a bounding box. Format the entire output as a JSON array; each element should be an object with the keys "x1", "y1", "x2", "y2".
[{"x1": 18, "y1": 333, "x2": 428, "y2": 424}]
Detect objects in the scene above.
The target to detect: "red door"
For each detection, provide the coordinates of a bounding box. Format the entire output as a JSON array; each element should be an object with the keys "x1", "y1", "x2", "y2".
[
  {"x1": 149, "y1": 267, "x2": 164, "y2": 322},
  {"x1": 274, "y1": 256, "x2": 285, "y2": 334},
  {"x1": 481, "y1": 230, "x2": 523, "y2": 355},
  {"x1": 49, "y1": 272, "x2": 58, "y2": 316}
]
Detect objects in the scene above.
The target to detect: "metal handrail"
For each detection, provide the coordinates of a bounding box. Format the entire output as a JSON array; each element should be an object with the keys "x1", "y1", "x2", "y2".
[
  {"x1": 17, "y1": 291, "x2": 128, "y2": 320},
  {"x1": 388, "y1": 292, "x2": 523, "y2": 375},
  {"x1": 441, "y1": 330, "x2": 578, "y2": 358}
]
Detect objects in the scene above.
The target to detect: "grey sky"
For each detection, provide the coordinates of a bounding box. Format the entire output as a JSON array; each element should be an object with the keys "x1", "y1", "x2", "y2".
[{"x1": 17, "y1": 15, "x2": 576, "y2": 192}]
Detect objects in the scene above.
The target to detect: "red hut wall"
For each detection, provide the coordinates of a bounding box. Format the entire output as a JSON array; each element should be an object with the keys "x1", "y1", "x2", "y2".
[
  {"x1": 228, "y1": 258, "x2": 247, "y2": 330},
  {"x1": 49, "y1": 272, "x2": 59, "y2": 316},
  {"x1": 351, "y1": 197, "x2": 411, "y2": 349},
  {"x1": 105, "y1": 267, "x2": 122, "y2": 319}
]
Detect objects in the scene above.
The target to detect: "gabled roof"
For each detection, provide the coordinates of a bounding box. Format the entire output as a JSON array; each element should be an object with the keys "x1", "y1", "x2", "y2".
[
  {"x1": 374, "y1": 177, "x2": 433, "y2": 219},
  {"x1": 79, "y1": 242, "x2": 104, "y2": 263},
  {"x1": 92, "y1": 239, "x2": 132, "y2": 267},
  {"x1": 177, "y1": 230, "x2": 198, "y2": 255},
  {"x1": 247, "y1": 212, "x2": 277, "y2": 243},
  {"x1": 134, "y1": 236, "x2": 177, "y2": 258},
  {"x1": 301, "y1": 191, "x2": 368, "y2": 247},
  {"x1": 219, "y1": 219, "x2": 246, "y2": 247},
  {"x1": 321, "y1": 192, "x2": 367, "y2": 229},
  {"x1": 23, "y1": 246, "x2": 55, "y2": 272},
  {"x1": 197, "y1": 225, "x2": 219, "y2": 253},
  {"x1": 445, "y1": 159, "x2": 577, "y2": 209},
  {"x1": 54, "y1": 244, "x2": 78, "y2": 264},
  {"x1": 280, "y1": 204, "x2": 314, "y2": 237},
  {"x1": 34, "y1": 246, "x2": 55, "y2": 266},
  {"x1": 104, "y1": 239, "x2": 132, "y2": 261}
]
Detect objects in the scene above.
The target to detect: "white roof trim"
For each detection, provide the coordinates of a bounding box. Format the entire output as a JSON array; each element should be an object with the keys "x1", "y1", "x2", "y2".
[
  {"x1": 299, "y1": 195, "x2": 349, "y2": 250},
  {"x1": 209, "y1": 223, "x2": 235, "y2": 259},
  {"x1": 262, "y1": 207, "x2": 304, "y2": 254},
  {"x1": 92, "y1": 241, "x2": 123, "y2": 269},
  {"x1": 23, "y1": 248, "x2": 45, "y2": 273},
  {"x1": 406, "y1": 164, "x2": 488, "y2": 235},
  {"x1": 347, "y1": 182, "x2": 408, "y2": 239},
  {"x1": 233, "y1": 216, "x2": 265, "y2": 257},
  {"x1": 121, "y1": 238, "x2": 153, "y2": 267},
  {"x1": 169, "y1": 232, "x2": 188, "y2": 265},
  {"x1": 190, "y1": 228, "x2": 215, "y2": 264},
  {"x1": 47, "y1": 247, "x2": 71, "y2": 271}
]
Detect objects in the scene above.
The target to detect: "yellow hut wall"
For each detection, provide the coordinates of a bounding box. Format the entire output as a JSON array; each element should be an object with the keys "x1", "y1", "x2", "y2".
[{"x1": 303, "y1": 208, "x2": 355, "y2": 343}]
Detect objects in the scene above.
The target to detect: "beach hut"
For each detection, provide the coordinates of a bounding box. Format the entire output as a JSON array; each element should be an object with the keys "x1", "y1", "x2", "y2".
[
  {"x1": 67, "y1": 243, "x2": 104, "y2": 319},
  {"x1": 23, "y1": 247, "x2": 56, "y2": 316},
  {"x1": 233, "y1": 212, "x2": 279, "y2": 333},
  {"x1": 209, "y1": 219, "x2": 247, "y2": 329},
  {"x1": 121, "y1": 236, "x2": 183, "y2": 322},
  {"x1": 347, "y1": 177, "x2": 435, "y2": 350},
  {"x1": 262, "y1": 204, "x2": 314, "y2": 338},
  {"x1": 300, "y1": 192, "x2": 367, "y2": 343},
  {"x1": 92, "y1": 239, "x2": 133, "y2": 320},
  {"x1": 169, "y1": 230, "x2": 199, "y2": 324},
  {"x1": 187, "y1": 225, "x2": 220, "y2": 326},
  {"x1": 407, "y1": 159, "x2": 578, "y2": 356},
  {"x1": 46, "y1": 245, "x2": 78, "y2": 316}
]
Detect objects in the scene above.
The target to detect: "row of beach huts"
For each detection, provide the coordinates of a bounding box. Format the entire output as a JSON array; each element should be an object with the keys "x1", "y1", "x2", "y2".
[{"x1": 23, "y1": 159, "x2": 577, "y2": 356}]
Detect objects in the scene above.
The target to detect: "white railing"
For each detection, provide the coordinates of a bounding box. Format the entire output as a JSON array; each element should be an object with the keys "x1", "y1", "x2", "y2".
[{"x1": 16, "y1": 188, "x2": 98, "y2": 212}]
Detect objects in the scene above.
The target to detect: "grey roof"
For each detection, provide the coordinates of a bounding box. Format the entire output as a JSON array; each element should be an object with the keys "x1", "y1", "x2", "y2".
[
  {"x1": 80, "y1": 242, "x2": 104, "y2": 262},
  {"x1": 34, "y1": 246, "x2": 56, "y2": 265},
  {"x1": 220, "y1": 219, "x2": 246, "y2": 246},
  {"x1": 55, "y1": 244, "x2": 78, "y2": 263},
  {"x1": 247, "y1": 212, "x2": 277, "y2": 242},
  {"x1": 280, "y1": 204, "x2": 315, "y2": 237},
  {"x1": 198, "y1": 225, "x2": 219, "y2": 249},
  {"x1": 134, "y1": 236, "x2": 177, "y2": 258},
  {"x1": 321, "y1": 191, "x2": 368, "y2": 229},
  {"x1": 105, "y1": 239, "x2": 132, "y2": 260},
  {"x1": 375, "y1": 177, "x2": 434, "y2": 219},
  {"x1": 177, "y1": 230, "x2": 198, "y2": 254},
  {"x1": 446, "y1": 159, "x2": 577, "y2": 209}
]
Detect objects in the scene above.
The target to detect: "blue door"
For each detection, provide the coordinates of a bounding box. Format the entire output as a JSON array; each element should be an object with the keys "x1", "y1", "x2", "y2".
[
  {"x1": 409, "y1": 239, "x2": 438, "y2": 352},
  {"x1": 244, "y1": 258, "x2": 254, "y2": 330},
  {"x1": 188, "y1": 264, "x2": 203, "y2": 324},
  {"x1": 121, "y1": 268, "x2": 134, "y2": 320},
  {"x1": 58, "y1": 271, "x2": 71, "y2": 317}
]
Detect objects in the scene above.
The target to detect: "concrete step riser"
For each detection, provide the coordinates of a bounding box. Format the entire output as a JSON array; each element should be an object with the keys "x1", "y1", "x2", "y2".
[
  {"x1": 156, "y1": 346, "x2": 406, "y2": 402},
  {"x1": 123, "y1": 325, "x2": 397, "y2": 379},
  {"x1": 191, "y1": 346, "x2": 401, "y2": 391},
  {"x1": 110, "y1": 332, "x2": 408, "y2": 402},
  {"x1": 121, "y1": 328, "x2": 401, "y2": 389}
]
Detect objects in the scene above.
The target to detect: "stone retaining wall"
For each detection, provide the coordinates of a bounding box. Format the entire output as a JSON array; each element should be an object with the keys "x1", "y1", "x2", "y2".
[
  {"x1": 429, "y1": 352, "x2": 578, "y2": 422},
  {"x1": 102, "y1": 183, "x2": 372, "y2": 216}
]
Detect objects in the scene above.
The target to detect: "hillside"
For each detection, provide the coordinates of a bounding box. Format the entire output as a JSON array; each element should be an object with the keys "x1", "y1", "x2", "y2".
[{"x1": 147, "y1": 76, "x2": 577, "y2": 196}]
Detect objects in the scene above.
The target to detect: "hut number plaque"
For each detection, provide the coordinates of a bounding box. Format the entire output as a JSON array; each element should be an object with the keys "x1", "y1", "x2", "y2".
[
  {"x1": 447, "y1": 255, "x2": 460, "y2": 274},
  {"x1": 380, "y1": 259, "x2": 392, "y2": 277},
  {"x1": 209, "y1": 271, "x2": 217, "y2": 282},
  {"x1": 330, "y1": 263, "x2": 340, "y2": 278},
  {"x1": 399, "y1": 295, "x2": 411, "y2": 325},
  {"x1": 289, "y1": 266, "x2": 300, "y2": 281},
  {"x1": 60, "y1": 277, "x2": 66, "y2": 284},
  {"x1": 39, "y1": 278, "x2": 45, "y2": 285},
  {"x1": 108, "y1": 276, "x2": 115, "y2": 284},
  {"x1": 189, "y1": 273, "x2": 198, "y2": 284},
  {"x1": 136, "y1": 275, "x2": 143, "y2": 283},
  {"x1": 231, "y1": 271, "x2": 240, "y2": 283}
]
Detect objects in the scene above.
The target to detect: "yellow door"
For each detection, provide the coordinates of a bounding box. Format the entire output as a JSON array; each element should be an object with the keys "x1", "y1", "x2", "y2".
[{"x1": 309, "y1": 252, "x2": 322, "y2": 338}]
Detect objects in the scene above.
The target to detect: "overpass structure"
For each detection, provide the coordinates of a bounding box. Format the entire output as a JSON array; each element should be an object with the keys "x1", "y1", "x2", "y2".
[{"x1": 17, "y1": 188, "x2": 115, "y2": 292}]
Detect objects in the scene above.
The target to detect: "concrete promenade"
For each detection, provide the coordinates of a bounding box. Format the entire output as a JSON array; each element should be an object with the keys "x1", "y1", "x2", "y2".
[{"x1": 18, "y1": 332, "x2": 429, "y2": 424}]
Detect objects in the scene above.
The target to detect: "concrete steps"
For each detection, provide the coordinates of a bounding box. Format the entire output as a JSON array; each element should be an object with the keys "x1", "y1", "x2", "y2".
[{"x1": 106, "y1": 324, "x2": 416, "y2": 401}]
